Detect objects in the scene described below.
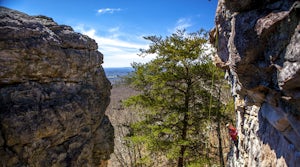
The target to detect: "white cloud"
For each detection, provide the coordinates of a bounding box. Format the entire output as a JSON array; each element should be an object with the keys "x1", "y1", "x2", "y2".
[
  {"x1": 169, "y1": 18, "x2": 192, "y2": 33},
  {"x1": 97, "y1": 8, "x2": 121, "y2": 14},
  {"x1": 75, "y1": 25, "x2": 154, "y2": 67},
  {"x1": 108, "y1": 27, "x2": 119, "y2": 33}
]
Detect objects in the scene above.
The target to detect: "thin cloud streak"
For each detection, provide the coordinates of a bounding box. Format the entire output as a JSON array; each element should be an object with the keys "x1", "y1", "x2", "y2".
[
  {"x1": 169, "y1": 17, "x2": 192, "y2": 33},
  {"x1": 108, "y1": 27, "x2": 120, "y2": 33},
  {"x1": 97, "y1": 8, "x2": 121, "y2": 14}
]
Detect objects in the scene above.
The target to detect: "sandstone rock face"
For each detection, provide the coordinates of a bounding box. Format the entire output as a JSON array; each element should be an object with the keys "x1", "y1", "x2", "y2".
[
  {"x1": 212, "y1": 0, "x2": 300, "y2": 166},
  {"x1": 0, "y1": 7, "x2": 113, "y2": 166}
]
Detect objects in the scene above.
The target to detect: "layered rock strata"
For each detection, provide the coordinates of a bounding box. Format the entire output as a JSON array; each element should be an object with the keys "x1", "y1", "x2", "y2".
[
  {"x1": 0, "y1": 7, "x2": 113, "y2": 166},
  {"x1": 211, "y1": 0, "x2": 300, "y2": 166}
]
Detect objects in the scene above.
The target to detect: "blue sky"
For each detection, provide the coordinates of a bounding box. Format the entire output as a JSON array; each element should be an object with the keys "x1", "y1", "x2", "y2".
[{"x1": 1, "y1": 0, "x2": 218, "y2": 67}]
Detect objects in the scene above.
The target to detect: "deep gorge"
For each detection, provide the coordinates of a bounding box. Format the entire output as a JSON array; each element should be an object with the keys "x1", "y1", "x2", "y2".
[{"x1": 1, "y1": 0, "x2": 300, "y2": 166}]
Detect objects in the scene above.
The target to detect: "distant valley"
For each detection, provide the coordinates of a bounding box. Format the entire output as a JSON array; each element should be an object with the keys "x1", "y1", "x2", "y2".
[{"x1": 104, "y1": 67, "x2": 133, "y2": 84}]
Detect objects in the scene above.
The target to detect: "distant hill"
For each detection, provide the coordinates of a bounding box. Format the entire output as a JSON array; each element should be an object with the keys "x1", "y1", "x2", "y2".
[{"x1": 104, "y1": 67, "x2": 134, "y2": 84}]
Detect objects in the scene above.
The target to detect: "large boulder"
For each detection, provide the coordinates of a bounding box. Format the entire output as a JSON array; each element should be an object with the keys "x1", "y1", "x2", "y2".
[
  {"x1": 212, "y1": 0, "x2": 300, "y2": 166},
  {"x1": 0, "y1": 7, "x2": 114, "y2": 166}
]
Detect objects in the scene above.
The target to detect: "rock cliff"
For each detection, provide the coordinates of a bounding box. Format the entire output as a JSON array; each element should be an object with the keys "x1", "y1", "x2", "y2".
[
  {"x1": 211, "y1": 0, "x2": 300, "y2": 166},
  {"x1": 0, "y1": 7, "x2": 114, "y2": 166}
]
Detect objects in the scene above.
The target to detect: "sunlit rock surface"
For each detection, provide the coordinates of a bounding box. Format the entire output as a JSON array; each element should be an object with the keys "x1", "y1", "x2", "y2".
[
  {"x1": 0, "y1": 7, "x2": 113, "y2": 166},
  {"x1": 212, "y1": 0, "x2": 300, "y2": 166}
]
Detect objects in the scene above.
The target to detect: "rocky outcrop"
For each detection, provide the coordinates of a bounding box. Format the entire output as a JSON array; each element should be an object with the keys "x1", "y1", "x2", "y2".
[
  {"x1": 0, "y1": 7, "x2": 113, "y2": 166},
  {"x1": 211, "y1": 0, "x2": 300, "y2": 166}
]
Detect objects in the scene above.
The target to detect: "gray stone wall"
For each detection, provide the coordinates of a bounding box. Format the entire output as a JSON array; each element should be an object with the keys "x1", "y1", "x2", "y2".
[
  {"x1": 212, "y1": 0, "x2": 300, "y2": 166},
  {"x1": 0, "y1": 7, "x2": 114, "y2": 166}
]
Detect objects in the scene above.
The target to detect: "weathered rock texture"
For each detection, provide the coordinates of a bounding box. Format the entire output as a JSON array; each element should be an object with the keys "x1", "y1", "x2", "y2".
[
  {"x1": 211, "y1": 0, "x2": 300, "y2": 166},
  {"x1": 0, "y1": 7, "x2": 114, "y2": 166}
]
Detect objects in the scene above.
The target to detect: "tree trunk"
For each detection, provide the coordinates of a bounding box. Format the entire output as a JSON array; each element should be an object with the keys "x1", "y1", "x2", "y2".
[
  {"x1": 177, "y1": 146, "x2": 186, "y2": 167},
  {"x1": 177, "y1": 112, "x2": 188, "y2": 167},
  {"x1": 217, "y1": 88, "x2": 225, "y2": 167},
  {"x1": 177, "y1": 80, "x2": 190, "y2": 167},
  {"x1": 217, "y1": 118, "x2": 225, "y2": 167}
]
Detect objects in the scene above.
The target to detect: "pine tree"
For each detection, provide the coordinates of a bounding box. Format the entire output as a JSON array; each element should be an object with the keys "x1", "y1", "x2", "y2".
[{"x1": 124, "y1": 29, "x2": 228, "y2": 167}]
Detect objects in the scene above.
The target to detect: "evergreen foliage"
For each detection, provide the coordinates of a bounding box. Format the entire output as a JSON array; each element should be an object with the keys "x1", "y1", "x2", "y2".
[{"x1": 124, "y1": 29, "x2": 232, "y2": 167}]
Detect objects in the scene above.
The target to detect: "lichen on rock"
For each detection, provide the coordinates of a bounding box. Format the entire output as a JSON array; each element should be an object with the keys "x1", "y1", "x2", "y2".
[{"x1": 0, "y1": 7, "x2": 114, "y2": 166}]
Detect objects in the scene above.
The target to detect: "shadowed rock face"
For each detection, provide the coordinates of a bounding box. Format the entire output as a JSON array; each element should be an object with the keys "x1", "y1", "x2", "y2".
[
  {"x1": 212, "y1": 0, "x2": 300, "y2": 166},
  {"x1": 0, "y1": 7, "x2": 113, "y2": 166}
]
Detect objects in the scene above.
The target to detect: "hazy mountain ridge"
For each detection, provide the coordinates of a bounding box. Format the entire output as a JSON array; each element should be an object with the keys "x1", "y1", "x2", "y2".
[{"x1": 104, "y1": 67, "x2": 133, "y2": 84}]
